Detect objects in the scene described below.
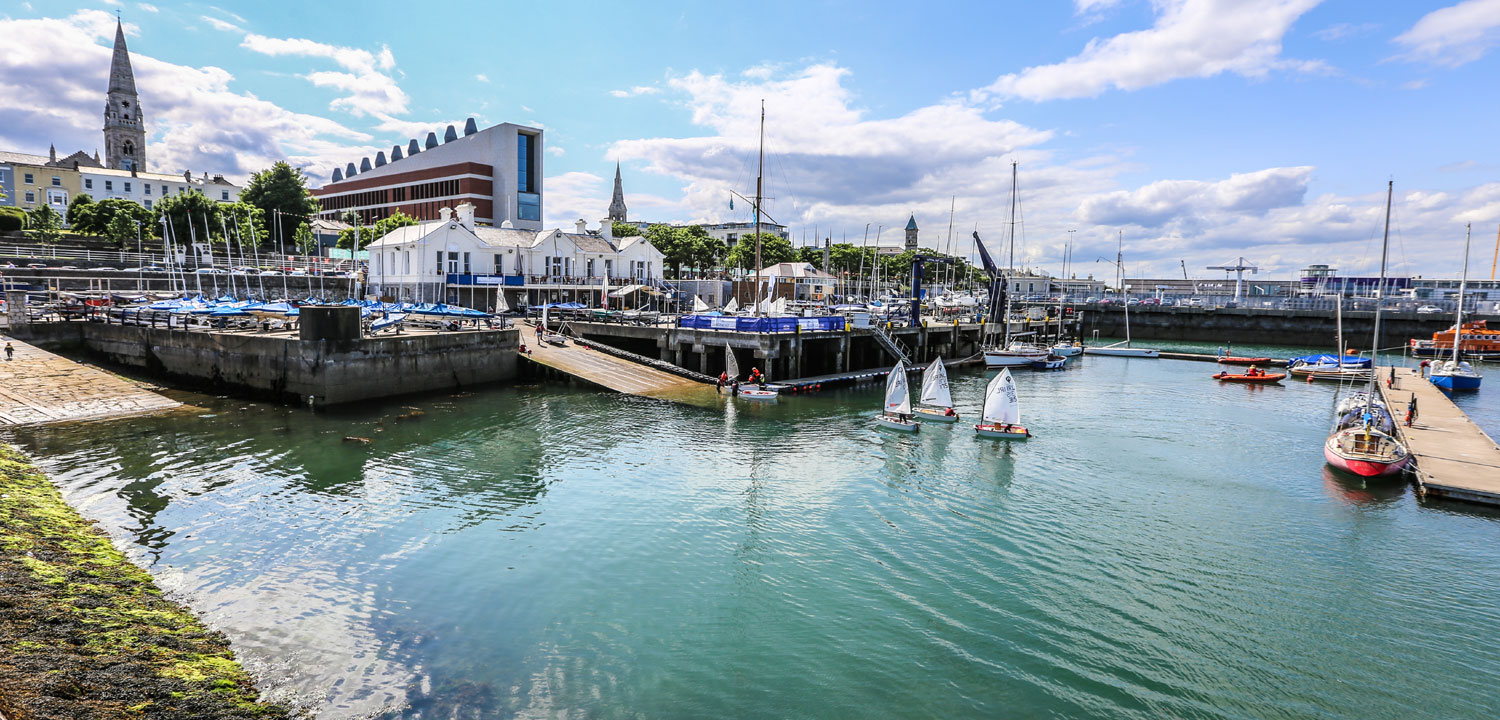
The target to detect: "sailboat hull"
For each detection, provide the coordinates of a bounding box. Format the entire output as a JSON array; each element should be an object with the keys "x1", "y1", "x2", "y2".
[
  {"x1": 984, "y1": 350, "x2": 1045, "y2": 367},
  {"x1": 1430, "y1": 373, "x2": 1481, "y2": 391},
  {"x1": 876, "y1": 415, "x2": 920, "y2": 432},
  {"x1": 1084, "y1": 347, "x2": 1159, "y2": 358},
  {"x1": 1323, "y1": 433, "x2": 1409, "y2": 478},
  {"x1": 737, "y1": 388, "x2": 779, "y2": 400},
  {"x1": 1050, "y1": 345, "x2": 1083, "y2": 357},
  {"x1": 975, "y1": 423, "x2": 1029, "y2": 440},
  {"x1": 913, "y1": 407, "x2": 959, "y2": 422}
]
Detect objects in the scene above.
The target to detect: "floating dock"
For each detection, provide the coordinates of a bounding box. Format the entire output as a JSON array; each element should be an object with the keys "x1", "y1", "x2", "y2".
[
  {"x1": 0, "y1": 337, "x2": 180, "y2": 426},
  {"x1": 1379, "y1": 366, "x2": 1500, "y2": 505}
]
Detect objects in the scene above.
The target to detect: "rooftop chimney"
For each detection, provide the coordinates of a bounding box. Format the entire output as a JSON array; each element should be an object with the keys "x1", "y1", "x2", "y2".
[
  {"x1": 439, "y1": 206, "x2": 453, "y2": 222},
  {"x1": 600, "y1": 218, "x2": 614, "y2": 242},
  {"x1": 456, "y1": 202, "x2": 475, "y2": 231},
  {"x1": 443, "y1": 125, "x2": 458, "y2": 143},
  {"x1": 464, "y1": 117, "x2": 478, "y2": 136},
  {"x1": 575, "y1": 219, "x2": 588, "y2": 234}
]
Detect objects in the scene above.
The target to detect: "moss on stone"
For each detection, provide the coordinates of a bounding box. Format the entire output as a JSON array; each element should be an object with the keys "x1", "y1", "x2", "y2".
[{"x1": 0, "y1": 443, "x2": 292, "y2": 720}]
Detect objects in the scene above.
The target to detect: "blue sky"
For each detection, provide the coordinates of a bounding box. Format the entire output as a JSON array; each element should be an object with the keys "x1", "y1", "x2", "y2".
[{"x1": 3, "y1": 0, "x2": 1499, "y2": 280}]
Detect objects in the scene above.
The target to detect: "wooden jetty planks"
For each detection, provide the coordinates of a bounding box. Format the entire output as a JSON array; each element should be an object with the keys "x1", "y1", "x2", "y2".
[{"x1": 1379, "y1": 366, "x2": 1500, "y2": 504}]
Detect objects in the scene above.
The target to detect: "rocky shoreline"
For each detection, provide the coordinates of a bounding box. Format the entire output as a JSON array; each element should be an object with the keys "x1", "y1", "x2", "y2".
[{"x1": 0, "y1": 444, "x2": 290, "y2": 720}]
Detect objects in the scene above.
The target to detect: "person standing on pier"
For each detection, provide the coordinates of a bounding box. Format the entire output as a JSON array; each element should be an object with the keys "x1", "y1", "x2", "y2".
[{"x1": 4, "y1": 341, "x2": 12, "y2": 361}]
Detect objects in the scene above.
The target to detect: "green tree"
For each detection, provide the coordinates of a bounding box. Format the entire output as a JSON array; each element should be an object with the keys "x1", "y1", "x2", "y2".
[
  {"x1": 153, "y1": 191, "x2": 224, "y2": 246},
  {"x1": 91, "y1": 199, "x2": 153, "y2": 248},
  {"x1": 66, "y1": 194, "x2": 96, "y2": 232},
  {"x1": 796, "y1": 245, "x2": 823, "y2": 268},
  {"x1": 612, "y1": 221, "x2": 641, "y2": 238},
  {"x1": 292, "y1": 223, "x2": 319, "y2": 255},
  {"x1": 691, "y1": 232, "x2": 727, "y2": 278},
  {"x1": 0, "y1": 207, "x2": 25, "y2": 232},
  {"x1": 220, "y1": 202, "x2": 270, "y2": 249},
  {"x1": 337, "y1": 211, "x2": 417, "y2": 250},
  {"x1": 240, "y1": 161, "x2": 320, "y2": 241},
  {"x1": 26, "y1": 205, "x2": 62, "y2": 245},
  {"x1": 726, "y1": 232, "x2": 795, "y2": 271},
  {"x1": 105, "y1": 210, "x2": 138, "y2": 249}
]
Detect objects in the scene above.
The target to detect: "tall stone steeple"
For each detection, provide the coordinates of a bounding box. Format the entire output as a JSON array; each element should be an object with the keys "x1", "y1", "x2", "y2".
[
  {"x1": 905, "y1": 214, "x2": 919, "y2": 251},
  {"x1": 103, "y1": 19, "x2": 146, "y2": 172},
  {"x1": 607, "y1": 162, "x2": 628, "y2": 222}
]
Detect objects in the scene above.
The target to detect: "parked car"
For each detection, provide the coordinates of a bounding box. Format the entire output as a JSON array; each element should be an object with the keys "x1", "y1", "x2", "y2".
[
  {"x1": 138, "y1": 265, "x2": 165, "y2": 272},
  {"x1": 1416, "y1": 305, "x2": 1443, "y2": 314},
  {"x1": 57, "y1": 265, "x2": 80, "y2": 270},
  {"x1": 25, "y1": 263, "x2": 47, "y2": 269},
  {"x1": 1140, "y1": 298, "x2": 1160, "y2": 305}
]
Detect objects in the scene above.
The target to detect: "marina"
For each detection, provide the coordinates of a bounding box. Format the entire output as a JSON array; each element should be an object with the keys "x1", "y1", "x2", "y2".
[{"x1": 1381, "y1": 366, "x2": 1500, "y2": 503}]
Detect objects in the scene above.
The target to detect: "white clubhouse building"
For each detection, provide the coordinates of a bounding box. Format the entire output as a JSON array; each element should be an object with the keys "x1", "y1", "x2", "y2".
[{"x1": 366, "y1": 202, "x2": 665, "y2": 310}]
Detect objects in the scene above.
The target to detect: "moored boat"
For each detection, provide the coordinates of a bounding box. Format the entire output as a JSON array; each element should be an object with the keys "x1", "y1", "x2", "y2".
[
  {"x1": 1213, "y1": 371, "x2": 1285, "y2": 383},
  {"x1": 1428, "y1": 224, "x2": 1482, "y2": 392},
  {"x1": 1031, "y1": 354, "x2": 1067, "y2": 370},
  {"x1": 875, "y1": 361, "x2": 920, "y2": 432},
  {"x1": 1217, "y1": 355, "x2": 1272, "y2": 365},
  {"x1": 974, "y1": 368, "x2": 1029, "y2": 439}
]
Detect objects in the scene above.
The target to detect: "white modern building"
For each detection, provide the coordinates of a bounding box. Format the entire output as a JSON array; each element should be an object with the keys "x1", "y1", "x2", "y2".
[
  {"x1": 366, "y1": 202, "x2": 664, "y2": 309},
  {"x1": 312, "y1": 119, "x2": 543, "y2": 230}
]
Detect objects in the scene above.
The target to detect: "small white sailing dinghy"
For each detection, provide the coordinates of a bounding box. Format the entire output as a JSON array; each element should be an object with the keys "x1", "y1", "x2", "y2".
[
  {"x1": 875, "y1": 361, "x2": 920, "y2": 432},
  {"x1": 725, "y1": 341, "x2": 776, "y2": 400},
  {"x1": 913, "y1": 358, "x2": 959, "y2": 422},
  {"x1": 975, "y1": 368, "x2": 1030, "y2": 439}
]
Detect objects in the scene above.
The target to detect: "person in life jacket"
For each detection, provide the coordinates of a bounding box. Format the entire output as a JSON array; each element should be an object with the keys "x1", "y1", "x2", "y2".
[
  {"x1": 945, "y1": 406, "x2": 956, "y2": 417},
  {"x1": 1247, "y1": 365, "x2": 1262, "y2": 377},
  {"x1": 717, "y1": 371, "x2": 727, "y2": 392}
]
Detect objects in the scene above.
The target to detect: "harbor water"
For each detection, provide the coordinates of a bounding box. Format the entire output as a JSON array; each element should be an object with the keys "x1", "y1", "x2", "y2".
[{"x1": 6, "y1": 355, "x2": 1500, "y2": 718}]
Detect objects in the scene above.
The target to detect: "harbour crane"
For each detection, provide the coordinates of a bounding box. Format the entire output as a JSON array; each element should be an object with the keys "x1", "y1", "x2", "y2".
[{"x1": 1207, "y1": 257, "x2": 1259, "y2": 303}]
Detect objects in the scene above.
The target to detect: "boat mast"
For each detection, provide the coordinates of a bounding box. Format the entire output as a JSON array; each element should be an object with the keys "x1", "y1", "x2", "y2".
[
  {"x1": 1004, "y1": 162, "x2": 1017, "y2": 347},
  {"x1": 754, "y1": 100, "x2": 765, "y2": 317},
  {"x1": 1369, "y1": 180, "x2": 1393, "y2": 395},
  {"x1": 1118, "y1": 230, "x2": 1130, "y2": 346},
  {"x1": 1454, "y1": 223, "x2": 1472, "y2": 365}
]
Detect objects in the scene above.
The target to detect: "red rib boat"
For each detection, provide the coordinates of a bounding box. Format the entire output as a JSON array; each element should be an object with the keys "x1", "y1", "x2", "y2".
[
  {"x1": 1217, "y1": 356, "x2": 1272, "y2": 365},
  {"x1": 1213, "y1": 371, "x2": 1285, "y2": 383}
]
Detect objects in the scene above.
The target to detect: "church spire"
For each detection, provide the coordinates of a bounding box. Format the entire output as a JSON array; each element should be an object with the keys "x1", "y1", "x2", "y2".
[
  {"x1": 607, "y1": 161, "x2": 628, "y2": 223},
  {"x1": 103, "y1": 17, "x2": 146, "y2": 172},
  {"x1": 108, "y1": 19, "x2": 137, "y2": 95}
]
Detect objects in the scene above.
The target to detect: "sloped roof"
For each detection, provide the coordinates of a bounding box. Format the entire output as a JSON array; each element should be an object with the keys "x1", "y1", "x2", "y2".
[
  {"x1": 474, "y1": 226, "x2": 542, "y2": 248},
  {"x1": 0, "y1": 150, "x2": 50, "y2": 165},
  {"x1": 759, "y1": 262, "x2": 836, "y2": 280}
]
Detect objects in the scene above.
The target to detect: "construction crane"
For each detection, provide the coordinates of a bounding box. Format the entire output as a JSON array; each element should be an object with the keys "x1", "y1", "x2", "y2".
[{"x1": 1206, "y1": 257, "x2": 1259, "y2": 303}]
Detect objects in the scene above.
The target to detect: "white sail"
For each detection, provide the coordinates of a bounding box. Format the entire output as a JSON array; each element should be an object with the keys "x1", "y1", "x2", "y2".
[
  {"x1": 693, "y1": 295, "x2": 710, "y2": 313},
  {"x1": 541, "y1": 306, "x2": 549, "y2": 331},
  {"x1": 771, "y1": 296, "x2": 788, "y2": 316},
  {"x1": 723, "y1": 297, "x2": 740, "y2": 313},
  {"x1": 920, "y1": 358, "x2": 952, "y2": 407},
  {"x1": 724, "y1": 342, "x2": 740, "y2": 380},
  {"x1": 982, "y1": 369, "x2": 1020, "y2": 425},
  {"x1": 884, "y1": 362, "x2": 912, "y2": 415},
  {"x1": 494, "y1": 290, "x2": 510, "y2": 313}
]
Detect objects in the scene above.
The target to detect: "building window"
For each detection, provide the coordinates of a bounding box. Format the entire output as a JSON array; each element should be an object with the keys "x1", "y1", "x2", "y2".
[
  {"x1": 605, "y1": 259, "x2": 613, "y2": 277},
  {"x1": 24, "y1": 173, "x2": 33, "y2": 184},
  {"x1": 84, "y1": 178, "x2": 93, "y2": 189},
  {"x1": 517, "y1": 132, "x2": 537, "y2": 193},
  {"x1": 374, "y1": 253, "x2": 382, "y2": 276},
  {"x1": 727, "y1": 233, "x2": 737, "y2": 241},
  {"x1": 463, "y1": 252, "x2": 471, "y2": 274},
  {"x1": 518, "y1": 192, "x2": 540, "y2": 221},
  {"x1": 105, "y1": 180, "x2": 113, "y2": 191},
  {"x1": 436, "y1": 251, "x2": 443, "y2": 276},
  {"x1": 404, "y1": 251, "x2": 410, "y2": 274},
  {"x1": 51, "y1": 176, "x2": 60, "y2": 187},
  {"x1": 222, "y1": 191, "x2": 229, "y2": 201},
  {"x1": 144, "y1": 199, "x2": 152, "y2": 209},
  {"x1": 586, "y1": 258, "x2": 595, "y2": 278},
  {"x1": 124, "y1": 182, "x2": 131, "y2": 193},
  {"x1": 145, "y1": 184, "x2": 151, "y2": 195},
  {"x1": 24, "y1": 191, "x2": 35, "y2": 203}
]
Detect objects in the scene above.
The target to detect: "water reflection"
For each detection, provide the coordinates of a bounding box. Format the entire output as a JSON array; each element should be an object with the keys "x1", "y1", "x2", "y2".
[{"x1": 1320, "y1": 466, "x2": 1407, "y2": 507}]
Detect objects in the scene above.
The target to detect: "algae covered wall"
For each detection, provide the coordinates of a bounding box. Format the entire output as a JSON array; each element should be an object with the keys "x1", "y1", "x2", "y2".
[{"x1": 0, "y1": 444, "x2": 289, "y2": 719}]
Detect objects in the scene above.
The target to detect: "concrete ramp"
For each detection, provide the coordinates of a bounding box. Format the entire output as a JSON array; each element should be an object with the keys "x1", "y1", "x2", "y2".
[
  {"x1": 522, "y1": 334, "x2": 712, "y2": 402},
  {"x1": 0, "y1": 337, "x2": 180, "y2": 426}
]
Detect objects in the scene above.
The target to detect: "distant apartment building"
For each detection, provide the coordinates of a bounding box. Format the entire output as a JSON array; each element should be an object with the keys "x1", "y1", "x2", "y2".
[
  {"x1": 311, "y1": 119, "x2": 544, "y2": 230},
  {"x1": 79, "y1": 167, "x2": 241, "y2": 210}
]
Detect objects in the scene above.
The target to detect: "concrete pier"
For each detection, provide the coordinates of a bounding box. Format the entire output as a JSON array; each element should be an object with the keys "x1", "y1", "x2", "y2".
[
  {"x1": 0, "y1": 336, "x2": 179, "y2": 426},
  {"x1": 1379, "y1": 367, "x2": 1500, "y2": 505}
]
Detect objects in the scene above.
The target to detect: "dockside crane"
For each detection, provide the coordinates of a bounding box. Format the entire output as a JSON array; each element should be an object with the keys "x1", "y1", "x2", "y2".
[{"x1": 1207, "y1": 257, "x2": 1259, "y2": 303}]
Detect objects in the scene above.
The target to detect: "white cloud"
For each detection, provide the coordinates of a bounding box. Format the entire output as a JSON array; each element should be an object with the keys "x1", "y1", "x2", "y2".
[
  {"x1": 475, "y1": 73, "x2": 489, "y2": 83},
  {"x1": 0, "y1": 10, "x2": 369, "y2": 185},
  {"x1": 241, "y1": 34, "x2": 407, "y2": 117},
  {"x1": 1393, "y1": 0, "x2": 1500, "y2": 67},
  {"x1": 1077, "y1": 167, "x2": 1315, "y2": 227},
  {"x1": 981, "y1": 0, "x2": 1325, "y2": 102},
  {"x1": 201, "y1": 15, "x2": 240, "y2": 32},
  {"x1": 546, "y1": 146, "x2": 565, "y2": 157},
  {"x1": 1313, "y1": 22, "x2": 1378, "y2": 41},
  {"x1": 1075, "y1": 0, "x2": 1125, "y2": 12},
  {"x1": 609, "y1": 85, "x2": 660, "y2": 98},
  {"x1": 139, "y1": 3, "x2": 159, "y2": 12}
]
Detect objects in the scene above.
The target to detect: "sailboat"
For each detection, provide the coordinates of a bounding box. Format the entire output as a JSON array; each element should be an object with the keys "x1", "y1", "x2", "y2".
[
  {"x1": 1431, "y1": 224, "x2": 1482, "y2": 391},
  {"x1": 974, "y1": 368, "x2": 1030, "y2": 439},
  {"x1": 1289, "y1": 292, "x2": 1373, "y2": 382},
  {"x1": 875, "y1": 361, "x2": 920, "y2": 432},
  {"x1": 983, "y1": 162, "x2": 1049, "y2": 368},
  {"x1": 1085, "y1": 231, "x2": 1159, "y2": 358},
  {"x1": 1324, "y1": 181, "x2": 1411, "y2": 478},
  {"x1": 724, "y1": 341, "x2": 777, "y2": 400},
  {"x1": 913, "y1": 358, "x2": 959, "y2": 422}
]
